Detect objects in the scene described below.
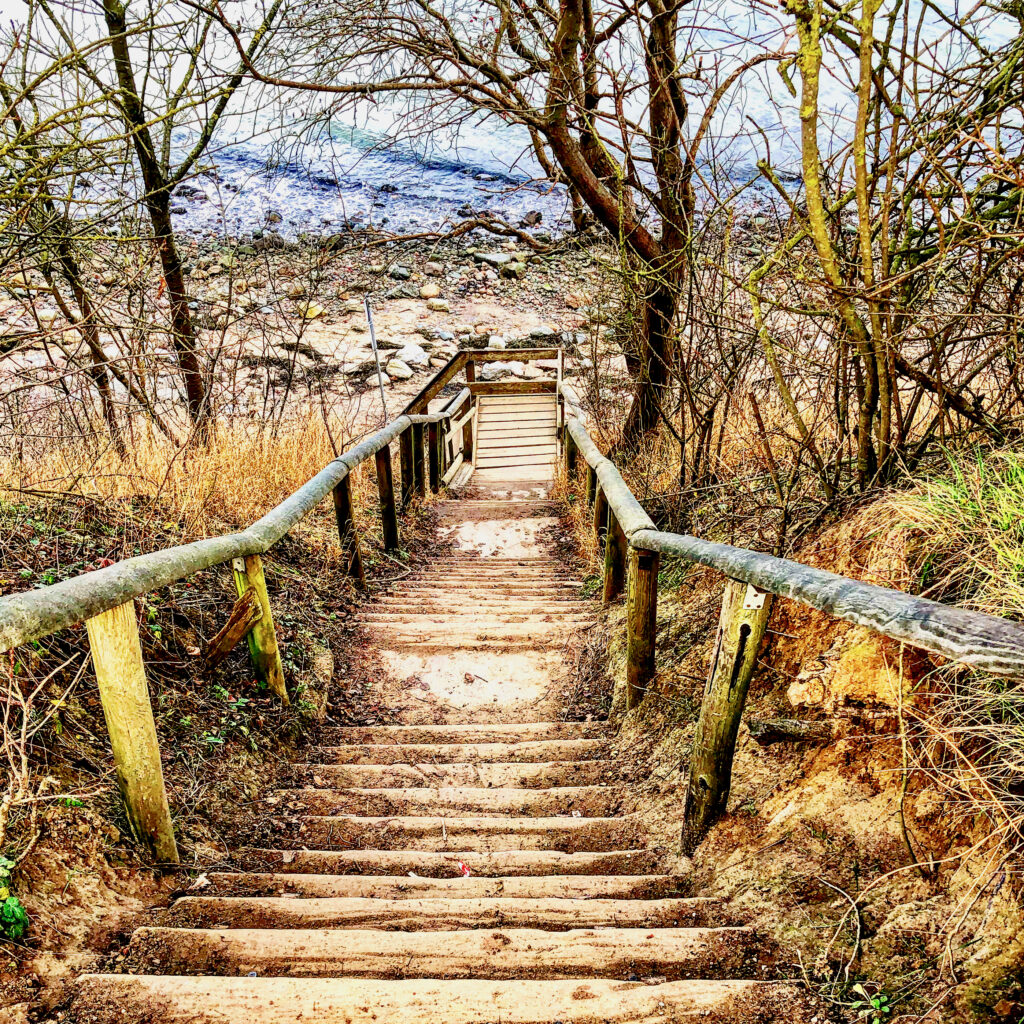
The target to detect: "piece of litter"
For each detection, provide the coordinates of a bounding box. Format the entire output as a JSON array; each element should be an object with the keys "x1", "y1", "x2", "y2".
[
  {"x1": 408, "y1": 871, "x2": 419, "y2": 878},
  {"x1": 457, "y1": 861, "x2": 472, "y2": 877},
  {"x1": 571, "y1": 810, "x2": 582, "y2": 817},
  {"x1": 188, "y1": 873, "x2": 210, "y2": 891}
]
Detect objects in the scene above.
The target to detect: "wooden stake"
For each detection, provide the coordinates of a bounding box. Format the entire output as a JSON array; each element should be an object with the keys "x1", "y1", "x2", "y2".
[
  {"x1": 586, "y1": 464, "x2": 597, "y2": 506},
  {"x1": 465, "y1": 359, "x2": 476, "y2": 383},
  {"x1": 333, "y1": 475, "x2": 367, "y2": 589},
  {"x1": 428, "y1": 421, "x2": 441, "y2": 492},
  {"x1": 412, "y1": 423, "x2": 426, "y2": 496},
  {"x1": 231, "y1": 554, "x2": 288, "y2": 704},
  {"x1": 85, "y1": 601, "x2": 178, "y2": 864},
  {"x1": 462, "y1": 403, "x2": 475, "y2": 463},
  {"x1": 681, "y1": 579, "x2": 771, "y2": 853},
  {"x1": 626, "y1": 547, "x2": 659, "y2": 710},
  {"x1": 399, "y1": 427, "x2": 415, "y2": 507},
  {"x1": 564, "y1": 431, "x2": 577, "y2": 476},
  {"x1": 603, "y1": 510, "x2": 627, "y2": 604},
  {"x1": 593, "y1": 485, "x2": 608, "y2": 550},
  {"x1": 204, "y1": 588, "x2": 262, "y2": 669},
  {"x1": 375, "y1": 444, "x2": 400, "y2": 552}
]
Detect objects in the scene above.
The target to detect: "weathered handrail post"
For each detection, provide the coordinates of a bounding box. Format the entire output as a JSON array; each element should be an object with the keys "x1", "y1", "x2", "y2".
[
  {"x1": 85, "y1": 601, "x2": 179, "y2": 863},
  {"x1": 603, "y1": 510, "x2": 627, "y2": 603},
  {"x1": 375, "y1": 444, "x2": 400, "y2": 552},
  {"x1": 462, "y1": 401, "x2": 475, "y2": 463},
  {"x1": 428, "y1": 421, "x2": 441, "y2": 492},
  {"x1": 332, "y1": 475, "x2": 367, "y2": 589},
  {"x1": 412, "y1": 423, "x2": 426, "y2": 496},
  {"x1": 232, "y1": 554, "x2": 288, "y2": 703},
  {"x1": 593, "y1": 485, "x2": 608, "y2": 550},
  {"x1": 399, "y1": 427, "x2": 415, "y2": 507},
  {"x1": 563, "y1": 430, "x2": 577, "y2": 477},
  {"x1": 586, "y1": 464, "x2": 597, "y2": 506},
  {"x1": 626, "y1": 546, "x2": 659, "y2": 709},
  {"x1": 681, "y1": 579, "x2": 771, "y2": 853}
]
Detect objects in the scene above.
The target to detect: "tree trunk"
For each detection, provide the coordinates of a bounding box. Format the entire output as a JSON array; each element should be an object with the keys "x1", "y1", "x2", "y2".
[
  {"x1": 620, "y1": 280, "x2": 677, "y2": 447},
  {"x1": 102, "y1": 0, "x2": 210, "y2": 435}
]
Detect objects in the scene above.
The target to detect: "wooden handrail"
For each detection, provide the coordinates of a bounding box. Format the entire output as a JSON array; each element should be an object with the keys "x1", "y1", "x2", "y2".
[
  {"x1": 559, "y1": 381, "x2": 1024, "y2": 850},
  {"x1": 559, "y1": 392, "x2": 1024, "y2": 680},
  {"x1": 0, "y1": 351, "x2": 561, "y2": 862}
]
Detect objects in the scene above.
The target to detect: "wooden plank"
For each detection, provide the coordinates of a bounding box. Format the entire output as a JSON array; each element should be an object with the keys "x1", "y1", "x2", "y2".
[
  {"x1": 469, "y1": 381, "x2": 557, "y2": 396},
  {"x1": 477, "y1": 444, "x2": 557, "y2": 459},
  {"x1": 476, "y1": 439, "x2": 557, "y2": 453},
  {"x1": 476, "y1": 455, "x2": 557, "y2": 469}
]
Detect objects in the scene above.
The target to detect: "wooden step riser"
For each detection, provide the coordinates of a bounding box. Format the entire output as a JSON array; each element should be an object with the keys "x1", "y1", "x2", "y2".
[
  {"x1": 276, "y1": 816, "x2": 640, "y2": 852},
  {"x1": 125, "y1": 926, "x2": 757, "y2": 980},
  {"x1": 285, "y1": 761, "x2": 616, "y2": 789},
  {"x1": 323, "y1": 723, "x2": 610, "y2": 744},
  {"x1": 266, "y1": 786, "x2": 625, "y2": 818},
  {"x1": 308, "y1": 740, "x2": 610, "y2": 765},
  {"x1": 198, "y1": 873, "x2": 689, "y2": 900},
  {"x1": 229, "y1": 849, "x2": 664, "y2": 877},
  {"x1": 164, "y1": 896, "x2": 718, "y2": 931},
  {"x1": 74, "y1": 976, "x2": 792, "y2": 1024}
]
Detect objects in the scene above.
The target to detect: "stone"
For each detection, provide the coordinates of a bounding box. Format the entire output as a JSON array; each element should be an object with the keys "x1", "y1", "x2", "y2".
[
  {"x1": 520, "y1": 210, "x2": 543, "y2": 227},
  {"x1": 375, "y1": 334, "x2": 403, "y2": 350},
  {"x1": 385, "y1": 283, "x2": 420, "y2": 300},
  {"x1": 474, "y1": 251, "x2": 515, "y2": 269},
  {"x1": 479, "y1": 362, "x2": 510, "y2": 381},
  {"x1": 286, "y1": 281, "x2": 306, "y2": 299},
  {"x1": 396, "y1": 343, "x2": 429, "y2": 367},
  {"x1": 530, "y1": 325, "x2": 556, "y2": 340},
  {"x1": 522, "y1": 364, "x2": 544, "y2": 380},
  {"x1": 426, "y1": 298, "x2": 450, "y2": 312},
  {"x1": 389, "y1": 265, "x2": 412, "y2": 280},
  {"x1": 488, "y1": 335, "x2": 507, "y2": 349},
  {"x1": 301, "y1": 303, "x2": 326, "y2": 319},
  {"x1": 419, "y1": 282, "x2": 441, "y2": 299},
  {"x1": 265, "y1": 211, "x2": 282, "y2": 224},
  {"x1": 507, "y1": 361, "x2": 527, "y2": 377},
  {"x1": 236, "y1": 245, "x2": 257, "y2": 256},
  {"x1": 425, "y1": 261, "x2": 444, "y2": 276},
  {"x1": 500, "y1": 262, "x2": 527, "y2": 279},
  {"x1": 385, "y1": 358, "x2": 414, "y2": 380},
  {"x1": 429, "y1": 357, "x2": 449, "y2": 369}
]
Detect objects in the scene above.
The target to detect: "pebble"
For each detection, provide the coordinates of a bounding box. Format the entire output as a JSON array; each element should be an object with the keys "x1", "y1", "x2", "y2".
[
  {"x1": 425, "y1": 261, "x2": 444, "y2": 276},
  {"x1": 488, "y1": 335, "x2": 507, "y2": 349},
  {"x1": 419, "y1": 282, "x2": 441, "y2": 299},
  {"x1": 396, "y1": 343, "x2": 429, "y2": 367},
  {"x1": 389, "y1": 265, "x2": 412, "y2": 281},
  {"x1": 385, "y1": 358, "x2": 414, "y2": 380},
  {"x1": 426, "y1": 298, "x2": 450, "y2": 312}
]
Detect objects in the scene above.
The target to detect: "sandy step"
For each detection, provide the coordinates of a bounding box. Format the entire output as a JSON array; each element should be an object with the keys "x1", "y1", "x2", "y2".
[
  {"x1": 198, "y1": 873, "x2": 689, "y2": 900},
  {"x1": 164, "y1": 895, "x2": 717, "y2": 930},
  {"x1": 321, "y1": 723, "x2": 609, "y2": 745},
  {"x1": 280, "y1": 814, "x2": 639, "y2": 852},
  {"x1": 266, "y1": 786, "x2": 625, "y2": 818},
  {"x1": 359, "y1": 613, "x2": 594, "y2": 626},
  {"x1": 285, "y1": 760, "x2": 617, "y2": 789},
  {"x1": 230, "y1": 848, "x2": 664, "y2": 877},
  {"x1": 361, "y1": 621, "x2": 592, "y2": 638},
  {"x1": 309, "y1": 739, "x2": 609, "y2": 765},
  {"x1": 125, "y1": 925, "x2": 756, "y2": 980},
  {"x1": 75, "y1": 976, "x2": 792, "y2": 1024},
  {"x1": 370, "y1": 599, "x2": 594, "y2": 612}
]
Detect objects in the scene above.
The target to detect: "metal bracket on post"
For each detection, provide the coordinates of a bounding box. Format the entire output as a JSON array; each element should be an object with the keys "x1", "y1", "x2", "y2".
[{"x1": 742, "y1": 584, "x2": 767, "y2": 611}]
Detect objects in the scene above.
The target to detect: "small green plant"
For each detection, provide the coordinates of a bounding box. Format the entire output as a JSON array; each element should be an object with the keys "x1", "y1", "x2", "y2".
[
  {"x1": 849, "y1": 984, "x2": 892, "y2": 1023},
  {"x1": 0, "y1": 856, "x2": 30, "y2": 941}
]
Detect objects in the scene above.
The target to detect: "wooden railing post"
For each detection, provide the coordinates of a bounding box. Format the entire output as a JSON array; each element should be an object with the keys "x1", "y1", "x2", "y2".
[
  {"x1": 462, "y1": 403, "x2": 475, "y2": 463},
  {"x1": 428, "y1": 421, "x2": 441, "y2": 492},
  {"x1": 626, "y1": 546, "x2": 659, "y2": 710},
  {"x1": 586, "y1": 464, "x2": 597, "y2": 506},
  {"x1": 399, "y1": 427, "x2": 415, "y2": 507},
  {"x1": 86, "y1": 601, "x2": 179, "y2": 864},
  {"x1": 412, "y1": 422, "x2": 426, "y2": 496},
  {"x1": 375, "y1": 444, "x2": 400, "y2": 552},
  {"x1": 603, "y1": 509, "x2": 627, "y2": 604},
  {"x1": 332, "y1": 475, "x2": 367, "y2": 589},
  {"x1": 465, "y1": 359, "x2": 476, "y2": 383},
  {"x1": 232, "y1": 554, "x2": 288, "y2": 704},
  {"x1": 682, "y1": 579, "x2": 771, "y2": 853},
  {"x1": 593, "y1": 485, "x2": 608, "y2": 550},
  {"x1": 564, "y1": 431, "x2": 577, "y2": 476}
]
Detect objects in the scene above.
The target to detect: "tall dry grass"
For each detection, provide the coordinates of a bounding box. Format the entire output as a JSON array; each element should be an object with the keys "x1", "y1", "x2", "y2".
[{"x1": 0, "y1": 411, "x2": 380, "y2": 542}]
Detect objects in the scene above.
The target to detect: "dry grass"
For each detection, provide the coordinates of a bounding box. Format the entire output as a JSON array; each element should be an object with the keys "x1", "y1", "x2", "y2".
[{"x1": 0, "y1": 410, "x2": 385, "y2": 542}]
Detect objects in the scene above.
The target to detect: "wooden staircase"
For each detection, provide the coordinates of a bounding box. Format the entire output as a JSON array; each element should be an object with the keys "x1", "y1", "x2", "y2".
[{"x1": 70, "y1": 417, "x2": 793, "y2": 1023}]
